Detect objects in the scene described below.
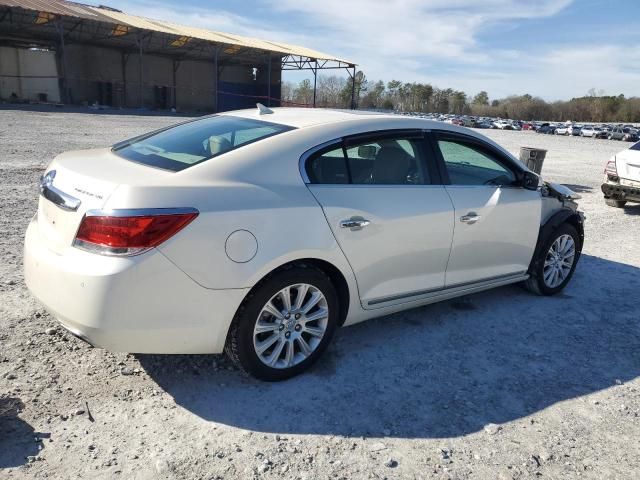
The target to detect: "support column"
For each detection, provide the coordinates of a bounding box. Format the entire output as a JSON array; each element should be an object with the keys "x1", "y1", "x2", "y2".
[
  {"x1": 121, "y1": 52, "x2": 128, "y2": 108},
  {"x1": 56, "y1": 19, "x2": 68, "y2": 104},
  {"x1": 137, "y1": 34, "x2": 144, "y2": 108},
  {"x1": 313, "y1": 59, "x2": 317, "y2": 108},
  {"x1": 213, "y1": 47, "x2": 219, "y2": 112},
  {"x1": 350, "y1": 65, "x2": 356, "y2": 110},
  {"x1": 172, "y1": 59, "x2": 179, "y2": 110},
  {"x1": 267, "y1": 53, "x2": 272, "y2": 107}
]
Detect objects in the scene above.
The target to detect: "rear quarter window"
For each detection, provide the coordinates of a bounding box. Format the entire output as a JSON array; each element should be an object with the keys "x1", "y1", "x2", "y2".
[{"x1": 113, "y1": 115, "x2": 294, "y2": 172}]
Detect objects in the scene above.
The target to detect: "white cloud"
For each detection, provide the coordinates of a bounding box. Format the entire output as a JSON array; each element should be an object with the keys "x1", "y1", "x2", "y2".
[{"x1": 104, "y1": 0, "x2": 640, "y2": 100}]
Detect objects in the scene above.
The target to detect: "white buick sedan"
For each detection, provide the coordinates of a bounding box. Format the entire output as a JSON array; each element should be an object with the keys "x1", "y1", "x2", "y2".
[{"x1": 24, "y1": 107, "x2": 584, "y2": 380}]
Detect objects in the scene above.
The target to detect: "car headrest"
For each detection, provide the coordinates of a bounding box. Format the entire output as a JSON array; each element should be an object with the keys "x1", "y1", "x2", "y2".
[{"x1": 372, "y1": 146, "x2": 411, "y2": 184}]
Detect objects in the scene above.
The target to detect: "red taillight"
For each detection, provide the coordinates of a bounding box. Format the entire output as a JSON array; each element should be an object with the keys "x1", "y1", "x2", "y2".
[
  {"x1": 604, "y1": 158, "x2": 618, "y2": 176},
  {"x1": 74, "y1": 209, "x2": 198, "y2": 256}
]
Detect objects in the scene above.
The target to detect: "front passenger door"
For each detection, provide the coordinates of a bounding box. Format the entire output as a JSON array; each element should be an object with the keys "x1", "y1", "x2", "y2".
[{"x1": 433, "y1": 133, "x2": 541, "y2": 287}]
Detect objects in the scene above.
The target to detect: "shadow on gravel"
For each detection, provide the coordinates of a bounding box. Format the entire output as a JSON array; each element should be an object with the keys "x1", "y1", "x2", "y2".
[
  {"x1": 0, "y1": 397, "x2": 41, "y2": 467},
  {"x1": 622, "y1": 204, "x2": 640, "y2": 216},
  {"x1": 139, "y1": 254, "x2": 640, "y2": 439},
  {"x1": 561, "y1": 184, "x2": 593, "y2": 193}
]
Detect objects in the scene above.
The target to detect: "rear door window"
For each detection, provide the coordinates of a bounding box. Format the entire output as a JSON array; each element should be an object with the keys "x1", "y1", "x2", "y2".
[
  {"x1": 113, "y1": 115, "x2": 294, "y2": 171},
  {"x1": 304, "y1": 132, "x2": 431, "y2": 185},
  {"x1": 344, "y1": 137, "x2": 428, "y2": 185}
]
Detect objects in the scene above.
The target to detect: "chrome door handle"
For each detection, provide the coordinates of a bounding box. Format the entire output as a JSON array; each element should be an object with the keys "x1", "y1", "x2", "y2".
[
  {"x1": 340, "y1": 218, "x2": 370, "y2": 229},
  {"x1": 460, "y1": 212, "x2": 481, "y2": 224}
]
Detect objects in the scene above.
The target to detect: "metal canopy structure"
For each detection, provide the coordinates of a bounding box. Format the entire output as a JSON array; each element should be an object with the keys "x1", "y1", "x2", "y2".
[{"x1": 0, "y1": 0, "x2": 357, "y2": 109}]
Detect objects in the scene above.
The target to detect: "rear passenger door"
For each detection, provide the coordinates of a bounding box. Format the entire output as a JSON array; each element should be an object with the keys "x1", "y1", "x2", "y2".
[
  {"x1": 304, "y1": 130, "x2": 455, "y2": 308},
  {"x1": 431, "y1": 132, "x2": 541, "y2": 287}
]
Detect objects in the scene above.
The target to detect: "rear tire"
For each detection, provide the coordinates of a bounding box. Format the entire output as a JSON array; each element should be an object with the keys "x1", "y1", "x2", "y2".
[
  {"x1": 225, "y1": 264, "x2": 339, "y2": 381},
  {"x1": 524, "y1": 223, "x2": 580, "y2": 296},
  {"x1": 605, "y1": 198, "x2": 627, "y2": 208}
]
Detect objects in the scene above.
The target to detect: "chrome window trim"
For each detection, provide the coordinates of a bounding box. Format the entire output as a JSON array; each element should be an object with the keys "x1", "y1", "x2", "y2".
[{"x1": 299, "y1": 129, "x2": 433, "y2": 185}]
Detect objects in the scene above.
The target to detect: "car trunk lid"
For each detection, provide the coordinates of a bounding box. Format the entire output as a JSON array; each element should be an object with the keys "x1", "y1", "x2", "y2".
[
  {"x1": 615, "y1": 148, "x2": 640, "y2": 184},
  {"x1": 36, "y1": 148, "x2": 171, "y2": 254}
]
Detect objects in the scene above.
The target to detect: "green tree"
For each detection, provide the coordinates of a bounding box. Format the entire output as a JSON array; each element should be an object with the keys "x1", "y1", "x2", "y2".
[
  {"x1": 472, "y1": 91, "x2": 489, "y2": 105},
  {"x1": 293, "y1": 79, "x2": 313, "y2": 106}
]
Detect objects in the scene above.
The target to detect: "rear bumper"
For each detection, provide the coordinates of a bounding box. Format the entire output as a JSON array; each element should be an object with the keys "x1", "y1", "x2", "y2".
[
  {"x1": 601, "y1": 182, "x2": 640, "y2": 203},
  {"x1": 24, "y1": 217, "x2": 248, "y2": 353}
]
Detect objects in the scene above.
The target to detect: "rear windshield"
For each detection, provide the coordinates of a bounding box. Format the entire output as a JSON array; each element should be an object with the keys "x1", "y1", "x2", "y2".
[{"x1": 112, "y1": 115, "x2": 294, "y2": 171}]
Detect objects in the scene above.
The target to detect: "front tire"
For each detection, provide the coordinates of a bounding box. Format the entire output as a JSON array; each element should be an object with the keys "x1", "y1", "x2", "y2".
[
  {"x1": 605, "y1": 198, "x2": 627, "y2": 208},
  {"x1": 225, "y1": 265, "x2": 339, "y2": 381},
  {"x1": 524, "y1": 223, "x2": 580, "y2": 296}
]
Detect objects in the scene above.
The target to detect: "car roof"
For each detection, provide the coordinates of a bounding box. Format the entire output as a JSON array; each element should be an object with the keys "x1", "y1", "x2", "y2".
[{"x1": 220, "y1": 107, "x2": 399, "y2": 129}]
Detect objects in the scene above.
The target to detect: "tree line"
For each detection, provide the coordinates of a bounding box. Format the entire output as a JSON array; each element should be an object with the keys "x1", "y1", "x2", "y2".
[{"x1": 281, "y1": 74, "x2": 640, "y2": 123}]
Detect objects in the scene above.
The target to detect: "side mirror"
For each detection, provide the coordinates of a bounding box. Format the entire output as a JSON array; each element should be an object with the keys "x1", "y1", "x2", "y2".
[{"x1": 521, "y1": 170, "x2": 540, "y2": 191}]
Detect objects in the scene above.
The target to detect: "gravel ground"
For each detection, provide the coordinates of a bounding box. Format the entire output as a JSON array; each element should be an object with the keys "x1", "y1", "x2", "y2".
[{"x1": 1, "y1": 108, "x2": 639, "y2": 480}]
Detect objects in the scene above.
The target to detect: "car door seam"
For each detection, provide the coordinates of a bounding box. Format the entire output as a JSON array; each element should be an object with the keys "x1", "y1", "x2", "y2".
[
  {"x1": 442, "y1": 185, "x2": 457, "y2": 287},
  {"x1": 303, "y1": 185, "x2": 365, "y2": 306}
]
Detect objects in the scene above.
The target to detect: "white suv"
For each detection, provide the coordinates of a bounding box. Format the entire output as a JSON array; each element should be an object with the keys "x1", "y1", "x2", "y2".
[{"x1": 602, "y1": 142, "x2": 640, "y2": 208}]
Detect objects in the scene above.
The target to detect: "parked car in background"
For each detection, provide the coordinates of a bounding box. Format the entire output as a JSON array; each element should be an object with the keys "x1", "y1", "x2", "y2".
[
  {"x1": 609, "y1": 127, "x2": 639, "y2": 141},
  {"x1": 24, "y1": 106, "x2": 585, "y2": 380},
  {"x1": 555, "y1": 125, "x2": 569, "y2": 135},
  {"x1": 536, "y1": 123, "x2": 556, "y2": 135},
  {"x1": 493, "y1": 120, "x2": 513, "y2": 130},
  {"x1": 568, "y1": 125, "x2": 582, "y2": 136},
  {"x1": 580, "y1": 126, "x2": 599, "y2": 138},
  {"x1": 602, "y1": 141, "x2": 640, "y2": 208},
  {"x1": 594, "y1": 128, "x2": 609, "y2": 139}
]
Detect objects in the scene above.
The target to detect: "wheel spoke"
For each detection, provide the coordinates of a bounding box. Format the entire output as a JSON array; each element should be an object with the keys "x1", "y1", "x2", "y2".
[
  {"x1": 284, "y1": 340, "x2": 295, "y2": 366},
  {"x1": 304, "y1": 325, "x2": 325, "y2": 338},
  {"x1": 254, "y1": 320, "x2": 277, "y2": 334},
  {"x1": 304, "y1": 307, "x2": 328, "y2": 322},
  {"x1": 279, "y1": 287, "x2": 292, "y2": 312},
  {"x1": 266, "y1": 338, "x2": 286, "y2": 366},
  {"x1": 293, "y1": 284, "x2": 309, "y2": 310},
  {"x1": 296, "y1": 336, "x2": 312, "y2": 356},
  {"x1": 301, "y1": 291, "x2": 323, "y2": 314},
  {"x1": 263, "y1": 301, "x2": 284, "y2": 320},
  {"x1": 255, "y1": 333, "x2": 280, "y2": 355},
  {"x1": 544, "y1": 267, "x2": 554, "y2": 283}
]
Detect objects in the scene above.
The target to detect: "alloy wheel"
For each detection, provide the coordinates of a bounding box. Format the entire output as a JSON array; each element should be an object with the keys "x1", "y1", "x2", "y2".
[
  {"x1": 252, "y1": 284, "x2": 329, "y2": 369},
  {"x1": 543, "y1": 234, "x2": 576, "y2": 288}
]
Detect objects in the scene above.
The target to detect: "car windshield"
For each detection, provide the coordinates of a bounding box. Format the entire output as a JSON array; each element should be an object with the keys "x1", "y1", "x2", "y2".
[
  {"x1": 630, "y1": 142, "x2": 640, "y2": 151},
  {"x1": 113, "y1": 115, "x2": 294, "y2": 171}
]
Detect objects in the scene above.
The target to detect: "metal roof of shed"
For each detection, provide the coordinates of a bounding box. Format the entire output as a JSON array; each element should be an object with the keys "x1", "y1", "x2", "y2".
[{"x1": 0, "y1": 0, "x2": 355, "y2": 65}]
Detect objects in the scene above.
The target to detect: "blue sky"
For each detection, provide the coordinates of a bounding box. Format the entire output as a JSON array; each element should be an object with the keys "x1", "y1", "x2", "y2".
[{"x1": 107, "y1": 0, "x2": 640, "y2": 101}]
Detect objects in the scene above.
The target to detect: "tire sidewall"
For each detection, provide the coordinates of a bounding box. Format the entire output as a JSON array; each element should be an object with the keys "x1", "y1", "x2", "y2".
[
  {"x1": 234, "y1": 268, "x2": 339, "y2": 381},
  {"x1": 534, "y1": 224, "x2": 580, "y2": 295}
]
